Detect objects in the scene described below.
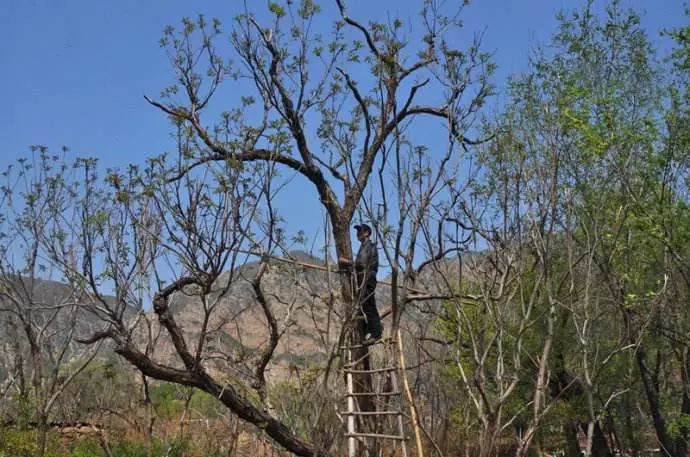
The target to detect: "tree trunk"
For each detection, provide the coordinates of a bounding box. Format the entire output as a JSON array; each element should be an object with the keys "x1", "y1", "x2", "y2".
[
  {"x1": 591, "y1": 421, "x2": 612, "y2": 457},
  {"x1": 36, "y1": 412, "x2": 49, "y2": 457},
  {"x1": 333, "y1": 224, "x2": 376, "y2": 420},
  {"x1": 478, "y1": 417, "x2": 500, "y2": 457},
  {"x1": 635, "y1": 344, "x2": 675, "y2": 457},
  {"x1": 622, "y1": 391, "x2": 642, "y2": 456},
  {"x1": 675, "y1": 381, "x2": 690, "y2": 457},
  {"x1": 515, "y1": 424, "x2": 536, "y2": 457},
  {"x1": 564, "y1": 422, "x2": 582, "y2": 457},
  {"x1": 516, "y1": 304, "x2": 555, "y2": 457}
]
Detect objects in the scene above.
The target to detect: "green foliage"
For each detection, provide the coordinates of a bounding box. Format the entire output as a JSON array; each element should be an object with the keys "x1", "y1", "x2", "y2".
[
  {"x1": 70, "y1": 437, "x2": 102, "y2": 457},
  {"x1": 0, "y1": 426, "x2": 185, "y2": 457},
  {"x1": 268, "y1": 1, "x2": 286, "y2": 18},
  {"x1": 188, "y1": 390, "x2": 220, "y2": 417},
  {"x1": 107, "y1": 437, "x2": 189, "y2": 457},
  {"x1": 147, "y1": 383, "x2": 221, "y2": 421},
  {"x1": 298, "y1": 0, "x2": 321, "y2": 19},
  {"x1": 0, "y1": 427, "x2": 61, "y2": 457},
  {"x1": 149, "y1": 383, "x2": 187, "y2": 420},
  {"x1": 668, "y1": 413, "x2": 690, "y2": 439},
  {"x1": 58, "y1": 360, "x2": 140, "y2": 422},
  {"x1": 447, "y1": 2, "x2": 689, "y2": 454},
  {"x1": 266, "y1": 365, "x2": 337, "y2": 444}
]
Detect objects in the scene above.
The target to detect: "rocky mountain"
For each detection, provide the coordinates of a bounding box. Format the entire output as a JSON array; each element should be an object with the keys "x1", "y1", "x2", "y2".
[
  {"x1": 1, "y1": 250, "x2": 470, "y2": 383},
  {"x1": 152, "y1": 250, "x2": 392, "y2": 380},
  {"x1": 0, "y1": 276, "x2": 112, "y2": 346}
]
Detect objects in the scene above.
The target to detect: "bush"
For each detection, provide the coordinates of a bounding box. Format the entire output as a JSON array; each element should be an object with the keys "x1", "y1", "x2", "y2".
[
  {"x1": 108, "y1": 437, "x2": 189, "y2": 457},
  {"x1": 0, "y1": 426, "x2": 61, "y2": 457},
  {"x1": 149, "y1": 383, "x2": 185, "y2": 420},
  {"x1": 70, "y1": 437, "x2": 102, "y2": 457}
]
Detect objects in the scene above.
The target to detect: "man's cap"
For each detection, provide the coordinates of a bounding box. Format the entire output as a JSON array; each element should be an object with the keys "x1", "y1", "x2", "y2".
[{"x1": 354, "y1": 223, "x2": 372, "y2": 234}]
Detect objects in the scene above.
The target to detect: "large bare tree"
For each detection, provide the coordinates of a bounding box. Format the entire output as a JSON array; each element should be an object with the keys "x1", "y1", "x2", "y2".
[{"x1": 132, "y1": 1, "x2": 489, "y2": 454}]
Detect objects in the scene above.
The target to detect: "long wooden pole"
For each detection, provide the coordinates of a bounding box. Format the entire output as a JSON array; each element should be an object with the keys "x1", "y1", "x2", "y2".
[{"x1": 397, "y1": 329, "x2": 424, "y2": 457}]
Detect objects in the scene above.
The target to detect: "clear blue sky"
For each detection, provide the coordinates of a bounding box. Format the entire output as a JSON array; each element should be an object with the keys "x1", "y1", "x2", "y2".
[{"x1": 1, "y1": 0, "x2": 685, "y2": 251}]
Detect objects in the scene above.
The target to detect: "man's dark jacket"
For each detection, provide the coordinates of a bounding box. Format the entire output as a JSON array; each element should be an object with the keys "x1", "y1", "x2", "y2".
[{"x1": 354, "y1": 239, "x2": 378, "y2": 286}]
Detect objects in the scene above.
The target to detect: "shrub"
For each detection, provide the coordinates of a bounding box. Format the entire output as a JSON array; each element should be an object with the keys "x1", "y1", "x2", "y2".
[{"x1": 0, "y1": 426, "x2": 61, "y2": 457}]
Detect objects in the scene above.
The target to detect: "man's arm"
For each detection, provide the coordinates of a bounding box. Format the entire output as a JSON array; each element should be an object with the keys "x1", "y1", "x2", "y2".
[{"x1": 338, "y1": 256, "x2": 353, "y2": 270}]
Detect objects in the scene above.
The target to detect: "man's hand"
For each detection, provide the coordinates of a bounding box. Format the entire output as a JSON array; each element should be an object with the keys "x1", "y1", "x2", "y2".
[{"x1": 338, "y1": 257, "x2": 352, "y2": 268}]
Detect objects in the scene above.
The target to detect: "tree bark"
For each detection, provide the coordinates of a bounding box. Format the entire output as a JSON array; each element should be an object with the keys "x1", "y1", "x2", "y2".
[
  {"x1": 564, "y1": 422, "x2": 582, "y2": 457},
  {"x1": 675, "y1": 356, "x2": 690, "y2": 457},
  {"x1": 635, "y1": 341, "x2": 675, "y2": 456},
  {"x1": 36, "y1": 412, "x2": 49, "y2": 457},
  {"x1": 478, "y1": 418, "x2": 500, "y2": 457},
  {"x1": 591, "y1": 421, "x2": 612, "y2": 457}
]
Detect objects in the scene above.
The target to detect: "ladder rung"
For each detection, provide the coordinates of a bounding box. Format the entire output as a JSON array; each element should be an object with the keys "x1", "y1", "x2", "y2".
[
  {"x1": 344, "y1": 354, "x2": 372, "y2": 367},
  {"x1": 345, "y1": 433, "x2": 406, "y2": 440},
  {"x1": 344, "y1": 391, "x2": 401, "y2": 397},
  {"x1": 341, "y1": 410, "x2": 402, "y2": 416},
  {"x1": 344, "y1": 366, "x2": 398, "y2": 374}
]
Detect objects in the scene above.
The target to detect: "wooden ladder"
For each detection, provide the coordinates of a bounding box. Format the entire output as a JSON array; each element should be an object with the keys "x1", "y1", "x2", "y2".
[{"x1": 341, "y1": 335, "x2": 409, "y2": 457}]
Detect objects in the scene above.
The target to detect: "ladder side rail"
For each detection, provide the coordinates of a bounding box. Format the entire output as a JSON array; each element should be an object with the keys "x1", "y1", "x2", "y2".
[{"x1": 346, "y1": 339, "x2": 357, "y2": 457}]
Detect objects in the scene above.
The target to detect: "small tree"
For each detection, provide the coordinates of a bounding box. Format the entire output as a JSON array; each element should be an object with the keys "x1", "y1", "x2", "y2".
[{"x1": 0, "y1": 148, "x2": 103, "y2": 457}]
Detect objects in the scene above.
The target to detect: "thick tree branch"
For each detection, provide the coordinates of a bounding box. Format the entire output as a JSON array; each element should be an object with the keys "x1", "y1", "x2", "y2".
[
  {"x1": 251, "y1": 262, "x2": 279, "y2": 401},
  {"x1": 201, "y1": 373, "x2": 323, "y2": 456},
  {"x1": 247, "y1": 18, "x2": 347, "y2": 230},
  {"x1": 153, "y1": 278, "x2": 204, "y2": 372},
  {"x1": 80, "y1": 284, "x2": 324, "y2": 456},
  {"x1": 404, "y1": 105, "x2": 491, "y2": 146}
]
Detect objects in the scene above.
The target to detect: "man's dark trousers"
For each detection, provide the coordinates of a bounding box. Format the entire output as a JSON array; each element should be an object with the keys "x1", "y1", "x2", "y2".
[{"x1": 359, "y1": 276, "x2": 382, "y2": 339}]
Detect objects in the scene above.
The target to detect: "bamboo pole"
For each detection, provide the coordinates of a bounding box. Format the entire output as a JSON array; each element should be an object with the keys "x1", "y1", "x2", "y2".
[{"x1": 397, "y1": 329, "x2": 424, "y2": 457}]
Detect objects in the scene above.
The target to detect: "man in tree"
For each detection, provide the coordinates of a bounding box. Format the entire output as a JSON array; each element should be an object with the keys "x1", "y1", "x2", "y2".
[{"x1": 340, "y1": 223, "x2": 382, "y2": 345}]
